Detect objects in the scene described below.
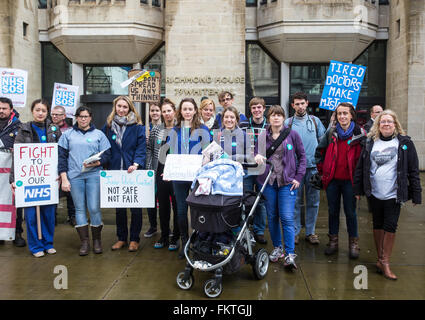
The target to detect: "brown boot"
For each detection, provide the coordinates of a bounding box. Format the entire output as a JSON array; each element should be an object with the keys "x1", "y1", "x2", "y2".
[
  {"x1": 348, "y1": 237, "x2": 360, "y2": 259},
  {"x1": 373, "y1": 229, "x2": 384, "y2": 273},
  {"x1": 76, "y1": 225, "x2": 90, "y2": 256},
  {"x1": 91, "y1": 225, "x2": 103, "y2": 254},
  {"x1": 324, "y1": 234, "x2": 338, "y2": 255},
  {"x1": 379, "y1": 232, "x2": 397, "y2": 280}
]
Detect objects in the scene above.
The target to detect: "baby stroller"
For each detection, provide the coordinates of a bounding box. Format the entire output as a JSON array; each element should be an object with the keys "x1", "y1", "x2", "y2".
[{"x1": 176, "y1": 161, "x2": 273, "y2": 298}]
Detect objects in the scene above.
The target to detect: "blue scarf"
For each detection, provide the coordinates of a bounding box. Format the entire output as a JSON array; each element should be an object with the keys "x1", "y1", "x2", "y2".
[{"x1": 336, "y1": 121, "x2": 355, "y2": 140}]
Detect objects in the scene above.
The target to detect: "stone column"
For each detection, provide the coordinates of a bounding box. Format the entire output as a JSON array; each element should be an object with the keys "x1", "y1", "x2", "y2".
[{"x1": 164, "y1": 0, "x2": 246, "y2": 112}]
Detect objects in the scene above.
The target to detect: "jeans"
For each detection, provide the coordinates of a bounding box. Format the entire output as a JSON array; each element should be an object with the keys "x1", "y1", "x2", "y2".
[
  {"x1": 263, "y1": 183, "x2": 298, "y2": 255},
  {"x1": 24, "y1": 205, "x2": 55, "y2": 254},
  {"x1": 172, "y1": 181, "x2": 192, "y2": 239},
  {"x1": 70, "y1": 175, "x2": 103, "y2": 227},
  {"x1": 294, "y1": 167, "x2": 320, "y2": 236},
  {"x1": 243, "y1": 175, "x2": 267, "y2": 235},
  {"x1": 115, "y1": 208, "x2": 142, "y2": 242},
  {"x1": 326, "y1": 179, "x2": 358, "y2": 237}
]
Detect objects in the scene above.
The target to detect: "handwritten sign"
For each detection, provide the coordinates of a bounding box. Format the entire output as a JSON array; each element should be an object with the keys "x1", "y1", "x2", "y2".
[
  {"x1": 100, "y1": 170, "x2": 155, "y2": 208},
  {"x1": 319, "y1": 60, "x2": 366, "y2": 111},
  {"x1": 51, "y1": 83, "x2": 79, "y2": 119},
  {"x1": 13, "y1": 143, "x2": 59, "y2": 208},
  {"x1": 0, "y1": 68, "x2": 28, "y2": 108},
  {"x1": 163, "y1": 154, "x2": 203, "y2": 182},
  {"x1": 0, "y1": 150, "x2": 15, "y2": 240},
  {"x1": 128, "y1": 69, "x2": 161, "y2": 103}
]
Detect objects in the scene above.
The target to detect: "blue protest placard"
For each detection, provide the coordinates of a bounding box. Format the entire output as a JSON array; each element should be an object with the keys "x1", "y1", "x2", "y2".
[
  {"x1": 51, "y1": 83, "x2": 79, "y2": 119},
  {"x1": 319, "y1": 60, "x2": 366, "y2": 111},
  {"x1": 0, "y1": 68, "x2": 28, "y2": 108}
]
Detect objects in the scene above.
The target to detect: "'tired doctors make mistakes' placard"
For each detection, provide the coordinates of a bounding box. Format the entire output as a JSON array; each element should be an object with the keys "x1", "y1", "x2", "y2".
[
  {"x1": 100, "y1": 170, "x2": 155, "y2": 208},
  {"x1": 319, "y1": 60, "x2": 367, "y2": 111},
  {"x1": 13, "y1": 143, "x2": 59, "y2": 208}
]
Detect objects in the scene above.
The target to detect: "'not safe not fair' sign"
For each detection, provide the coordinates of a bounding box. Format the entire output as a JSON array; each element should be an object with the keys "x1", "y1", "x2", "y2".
[
  {"x1": 319, "y1": 60, "x2": 367, "y2": 111},
  {"x1": 100, "y1": 170, "x2": 155, "y2": 208},
  {"x1": 13, "y1": 143, "x2": 59, "y2": 208}
]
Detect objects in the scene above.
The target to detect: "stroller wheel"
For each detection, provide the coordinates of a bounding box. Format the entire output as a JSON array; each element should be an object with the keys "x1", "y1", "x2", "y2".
[
  {"x1": 204, "y1": 279, "x2": 222, "y2": 298},
  {"x1": 252, "y1": 248, "x2": 269, "y2": 280},
  {"x1": 176, "y1": 271, "x2": 194, "y2": 290}
]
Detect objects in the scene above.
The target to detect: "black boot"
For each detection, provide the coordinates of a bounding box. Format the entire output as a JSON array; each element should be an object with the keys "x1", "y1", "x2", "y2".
[
  {"x1": 13, "y1": 232, "x2": 26, "y2": 247},
  {"x1": 91, "y1": 225, "x2": 103, "y2": 254},
  {"x1": 178, "y1": 236, "x2": 188, "y2": 259},
  {"x1": 76, "y1": 225, "x2": 90, "y2": 256}
]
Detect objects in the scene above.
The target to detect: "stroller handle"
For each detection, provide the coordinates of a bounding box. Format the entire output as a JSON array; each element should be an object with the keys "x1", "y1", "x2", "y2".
[{"x1": 241, "y1": 160, "x2": 274, "y2": 171}]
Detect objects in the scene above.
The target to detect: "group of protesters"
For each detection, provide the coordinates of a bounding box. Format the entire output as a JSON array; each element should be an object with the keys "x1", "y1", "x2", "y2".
[{"x1": 0, "y1": 90, "x2": 421, "y2": 280}]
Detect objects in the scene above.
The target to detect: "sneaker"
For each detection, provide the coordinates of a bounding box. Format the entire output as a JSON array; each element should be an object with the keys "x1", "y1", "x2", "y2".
[
  {"x1": 168, "y1": 240, "x2": 180, "y2": 251},
  {"x1": 269, "y1": 247, "x2": 284, "y2": 262},
  {"x1": 46, "y1": 248, "x2": 57, "y2": 255},
  {"x1": 33, "y1": 251, "x2": 45, "y2": 258},
  {"x1": 254, "y1": 234, "x2": 267, "y2": 245},
  {"x1": 144, "y1": 227, "x2": 157, "y2": 238},
  {"x1": 305, "y1": 234, "x2": 320, "y2": 244},
  {"x1": 283, "y1": 253, "x2": 298, "y2": 270},
  {"x1": 294, "y1": 235, "x2": 299, "y2": 245},
  {"x1": 13, "y1": 233, "x2": 26, "y2": 247},
  {"x1": 154, "y1": 238, "x2": 168, "y2": 249}
]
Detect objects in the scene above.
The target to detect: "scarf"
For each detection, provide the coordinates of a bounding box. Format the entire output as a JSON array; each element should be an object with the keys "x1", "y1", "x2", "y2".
[
  {"x1": 336, "y1": 121, "x2": 355, "y2": 140},
  {"x1": 201, "y1": 115, "x2": 216, "y2": 129},
  {"x1": 112, "y1": 112, "x2": 137, "y2": 147}
]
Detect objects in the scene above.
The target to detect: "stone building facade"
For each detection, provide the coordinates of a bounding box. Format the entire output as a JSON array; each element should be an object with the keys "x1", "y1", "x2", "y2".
[{"x1": 1, "y1": 0, "x2": 424, "y2": 168}]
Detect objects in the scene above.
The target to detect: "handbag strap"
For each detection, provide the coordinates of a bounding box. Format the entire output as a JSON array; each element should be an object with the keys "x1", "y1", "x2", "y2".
[{"x1": 266, "y1": 127, "x2": 291, "y2": 159}]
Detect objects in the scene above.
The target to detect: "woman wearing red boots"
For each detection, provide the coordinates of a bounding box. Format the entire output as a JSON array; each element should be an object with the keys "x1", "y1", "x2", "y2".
[{"x1": 354, "y1": 109, "x2": 421, "y2": 280}]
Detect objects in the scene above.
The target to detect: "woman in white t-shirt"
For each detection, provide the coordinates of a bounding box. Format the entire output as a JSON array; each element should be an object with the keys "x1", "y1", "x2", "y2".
[{"x1": 354, "y1": 109, "x2": 422, "y2": 281}]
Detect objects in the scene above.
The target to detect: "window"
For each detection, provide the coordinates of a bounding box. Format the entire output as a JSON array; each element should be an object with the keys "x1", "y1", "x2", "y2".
[
  {"x1": 41, "y1": 42, "x2": 72, "y2": 100},
  {"x1": 152, "y1": 0, "x2": 161, "y2": 7},
  {"x1": 23, "y1": 22, "x2": 28, "y2": 38},
  {"x1": 290, "y1": 64, "x2": 328, "y2": 96},
  {"x1": 246, "y1": 0, "x2": 257, "y2": 6},
  {"x1": 38, "y1": 0, "x2": 47, "y2": 9},
  {"x1": 84, "y1": 66, "x2": 132, "y2": 95},
  {"x1": 246, "y1": 42, "x2": 280, "y2": 111}
]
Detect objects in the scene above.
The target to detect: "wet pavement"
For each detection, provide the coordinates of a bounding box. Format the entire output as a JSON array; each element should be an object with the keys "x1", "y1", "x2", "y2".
[{"x1": 0, "y1": 174, "x2": 424, "y2": 300}]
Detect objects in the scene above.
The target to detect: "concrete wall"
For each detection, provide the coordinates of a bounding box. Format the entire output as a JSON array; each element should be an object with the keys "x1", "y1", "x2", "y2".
[
  {"x1": 164, "y1": 0, "x2": 246, "y2": 111},
  {"x1": 1, "y1": 0, "x2": 41, "y2": 122}
]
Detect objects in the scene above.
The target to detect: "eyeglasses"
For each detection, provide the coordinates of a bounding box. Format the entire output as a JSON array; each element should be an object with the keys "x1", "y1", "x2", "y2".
[
  {"x1": 220, "y1": 97, "x2": 232, "y2": 102},
  {"x1": 380, "y1": 120, "x2": 394, "y2": 125},
  {"x1": 77, "y1": 115, "x2": 90, "y2": 119},
  {"x1": 51, "y1": 113, "x2": 65, "y2": 117}
]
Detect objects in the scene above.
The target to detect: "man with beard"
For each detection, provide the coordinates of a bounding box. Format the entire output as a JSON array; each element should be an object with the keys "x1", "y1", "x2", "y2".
[
  {"x1": 285, "y1": 92, "x2": 326, "y2": 245},
  {"x1": 0, "y1": 97, "x2": 26, "y2": 247}
]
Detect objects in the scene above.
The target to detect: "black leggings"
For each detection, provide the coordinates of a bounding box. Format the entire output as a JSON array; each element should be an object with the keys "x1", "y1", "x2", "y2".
[
  {"x1": 368, "y1": 195, "x2": 401, "y2": 233},
  {"x1": 157, "y1": 173, "x2": 180, "y2": 241}
]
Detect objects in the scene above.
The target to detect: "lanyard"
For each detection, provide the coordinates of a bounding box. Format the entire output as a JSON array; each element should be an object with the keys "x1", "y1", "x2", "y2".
[{"x1": 249, "y1": 117, "x2": 266, "y2": 142}]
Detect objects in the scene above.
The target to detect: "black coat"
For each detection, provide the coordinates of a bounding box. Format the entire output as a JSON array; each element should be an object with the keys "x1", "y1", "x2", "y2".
[{"x1": 353, "y1": 134, "x2": 422, "y2": 204}]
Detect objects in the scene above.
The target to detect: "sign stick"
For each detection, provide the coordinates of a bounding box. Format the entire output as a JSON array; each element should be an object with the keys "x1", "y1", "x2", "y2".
[
  {"x1": 36, "y1": 206, "x2": 42, "y2": 240},
  {"x1": 146, "y1": 103, "x2": 150, "y2": 138}
]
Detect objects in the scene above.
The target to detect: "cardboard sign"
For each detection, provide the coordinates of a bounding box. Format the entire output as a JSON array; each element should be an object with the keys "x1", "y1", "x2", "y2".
[
  {"x1": 100, "y1": 170, "x2": 155, "y2": 208},
  {"x1": 51, "y1": 82, "x2": 79, "y2": 119},
  {"x1": 0, "y1": 151, "x2": 15, "y2": 240},
  {"x1": 13, "y1": 143, "x2": 59, "y2": 208},
  {"x1": 163, "y1": 154, "x2": 203, "y2": 182},
  {"x1": 319, "y1": 60, "x2": 366, "y2": 111},
  {"x1": 0, "y1": 68, "x2": 28, "y2": 108},
  {"x1": 128, "y1": 69, "x2": 161, "y2": 103}
]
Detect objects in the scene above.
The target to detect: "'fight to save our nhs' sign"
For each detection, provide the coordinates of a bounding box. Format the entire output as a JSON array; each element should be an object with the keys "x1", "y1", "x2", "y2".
[
  {"x1": 0, "y1": 68, "x2": 28, "y2": 108},
  {"x1": 319, "y1": 60, "x2": 367, "y2": 111}
]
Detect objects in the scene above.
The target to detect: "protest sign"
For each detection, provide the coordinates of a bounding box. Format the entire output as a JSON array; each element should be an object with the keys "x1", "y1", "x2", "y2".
[
  {"x1": 0, "y1": 68, "x2": 28, "y2": 108},
  {"x1": 51, "y1": 83, "x2": 79, "y2": 119},
  {"x1": 0, "y1": 150, "x2": 15, "y2": 240},
  {"x1": 100, "y1": 170, "x2": 155, "y2": 208},
  {"x1": 128, "y1": 69, "x2": 161, "y2": 103},
  {"x1": 163, "y1": 154, "x2": 203, "y2": 182},
  {"x1": 319, "y1": 60, "x2": 366, "y2": 111},
  {"x1": 13, "y1": 143, "x2": 59, "y2": 208}
]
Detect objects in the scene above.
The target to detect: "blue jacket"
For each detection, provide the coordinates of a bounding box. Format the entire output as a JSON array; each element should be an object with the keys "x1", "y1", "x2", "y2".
[
  {"x1": 167, "y1": 124, "x2": 211, "y2": 155},
  {"x1": 101, "y1": 123, "x2": 146, "y2": 170}
]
